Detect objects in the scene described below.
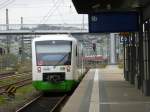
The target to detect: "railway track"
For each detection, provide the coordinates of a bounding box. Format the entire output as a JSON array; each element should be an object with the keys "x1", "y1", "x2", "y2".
[
  {"x1": 16, "y1": 94, "x2": 67, "y2": 112},
  {"x1": 0, "y1": 71, "x2": 32, "y2": 94},
  {"x1": 0, "y1": 78, "x2": 32, "y2": 94},
  {"x1": 0, "y1": 72, "x2": 15, "y2": 79},
  {"x1": 0, "y1": 71, "x2": 31, "y2": 80}
]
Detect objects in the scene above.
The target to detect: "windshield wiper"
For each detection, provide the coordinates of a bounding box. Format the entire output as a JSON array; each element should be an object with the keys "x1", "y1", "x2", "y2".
[{"x1": 53, "y1": 53, "x2": 70, "y2": 66}]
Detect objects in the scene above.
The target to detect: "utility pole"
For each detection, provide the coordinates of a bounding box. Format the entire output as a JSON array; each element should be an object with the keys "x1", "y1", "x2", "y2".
[
  {"x1": 21, "y1": 17, "x2": 23, "y2": 29},
  {"x1": 82, "y1": 14, "x2": 84, "y2": 30},
  {"x1": 6, "y1": 9, "x2": 9, "y2": 30},
  {"x1": 6, "y1": 8, "x2": 10, "y2": 54},
  {"x1": 21, "y1": 34, "x2": 24, "y2": 63},
  {"x1": 19, "y1": 17, "x2": 24, "y2": 63},
  {"x1": 21, "y1": 17, "x2": 24, "y2": 63}
]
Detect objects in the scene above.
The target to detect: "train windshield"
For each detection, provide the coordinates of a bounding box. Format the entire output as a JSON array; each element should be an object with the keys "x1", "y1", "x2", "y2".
[{"x1": 35, "y1": 40, "x2": 72, "y2": 66}]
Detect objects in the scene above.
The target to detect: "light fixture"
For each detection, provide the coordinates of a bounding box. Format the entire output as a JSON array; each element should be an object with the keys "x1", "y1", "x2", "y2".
[{"x1": 92, "y1": 4, "x2": 100, "y2": 9}]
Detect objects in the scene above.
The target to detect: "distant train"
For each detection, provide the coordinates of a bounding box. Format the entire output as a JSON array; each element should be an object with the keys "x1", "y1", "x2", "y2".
[{"x1": 32, "y1": 34, "x2": 87, "y2": 92}]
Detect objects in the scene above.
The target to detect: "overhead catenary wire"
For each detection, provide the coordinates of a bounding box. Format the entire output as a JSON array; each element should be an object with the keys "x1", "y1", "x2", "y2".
[
  {"x1": 51, "y1": 0, "x2": 65, "y2": 24},
  {"x1": 42, "y1": 0, "x2": 67, "y2": 24},
  {"x1": 0, "y1": 0, "x2": 15, "y2": 10},
  {"x1": 0, "y1": 0, "x2": 10, "y2": 5},
  {"x1": 10, "y1": 5, "x2": 72, "y2": 8},
  {"x1": 43, "y1": 1, "x2": 62, "y2": 24},
  {"x1": 39, "y1": 0, "x2": 60, "y2": 24},
  {"x1": 40, "y1": 0, "x2": 70, "y2": 24},
  {"x1": 0, "y1": 0, "x2": 87, "y2": 25}
]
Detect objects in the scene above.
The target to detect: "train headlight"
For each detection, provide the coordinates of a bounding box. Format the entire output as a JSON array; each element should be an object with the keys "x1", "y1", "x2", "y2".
[
  {"x1": 37, "y1": 67, "x2": 41, "y2": 73},
  {"x1": 66, "y1": 66, "x2": 71, "y2": 72}
]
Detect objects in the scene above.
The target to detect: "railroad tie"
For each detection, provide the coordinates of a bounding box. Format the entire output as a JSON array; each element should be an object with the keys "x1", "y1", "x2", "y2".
[{"x1": 5, "y1": 85, "x2": 17, "y2": 94}]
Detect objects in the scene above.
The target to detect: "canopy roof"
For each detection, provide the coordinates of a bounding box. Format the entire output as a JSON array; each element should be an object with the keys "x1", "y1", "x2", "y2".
[{"x1": 72, "y1": 0, "x2": 150, "y2": 13}]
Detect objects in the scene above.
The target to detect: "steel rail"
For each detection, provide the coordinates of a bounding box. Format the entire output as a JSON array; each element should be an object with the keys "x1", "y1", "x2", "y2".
[
  {"x1": 50, "y1": 94, "x2": 67, "y2": 112},
  {"x1": 16, "y1": 95, "x2": 42, "y2": 112},
  {"x1": 15, "y1": 94, "x2": 67, "y2": 112}
]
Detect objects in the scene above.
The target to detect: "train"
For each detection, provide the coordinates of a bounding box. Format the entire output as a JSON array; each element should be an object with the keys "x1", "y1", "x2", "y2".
[{"x1": 32, "y1": 34, "x2": 87, "y2": 92}]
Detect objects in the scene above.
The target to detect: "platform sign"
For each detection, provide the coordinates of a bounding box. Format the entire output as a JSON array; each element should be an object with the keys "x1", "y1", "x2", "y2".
[
  {"x1": 120, "y1": 36, "x2": 128, "y2": 44},
  {"x1": 89, "y1": 12, "x2": 139, "y2": 33}
]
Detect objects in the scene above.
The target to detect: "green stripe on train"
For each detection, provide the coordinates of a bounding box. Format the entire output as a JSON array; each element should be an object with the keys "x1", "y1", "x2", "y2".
[{"x1": 32, "y1": 80, "x2": 78, "y2": 92}]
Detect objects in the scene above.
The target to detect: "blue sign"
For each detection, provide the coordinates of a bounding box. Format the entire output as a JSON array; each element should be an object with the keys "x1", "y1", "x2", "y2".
[{"x1": 89, "y1": 12, "x2": 139, "y2": 33}]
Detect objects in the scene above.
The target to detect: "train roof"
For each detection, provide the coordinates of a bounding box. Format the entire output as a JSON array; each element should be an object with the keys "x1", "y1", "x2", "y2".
[{"x1": 32, "y1": 34, "x2": 77, "y2": 42}]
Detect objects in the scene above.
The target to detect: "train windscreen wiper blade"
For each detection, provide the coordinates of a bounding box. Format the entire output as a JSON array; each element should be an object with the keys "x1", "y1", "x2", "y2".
[{"x1": 53, "y1": 53, "x2": 69, "y2": 66}]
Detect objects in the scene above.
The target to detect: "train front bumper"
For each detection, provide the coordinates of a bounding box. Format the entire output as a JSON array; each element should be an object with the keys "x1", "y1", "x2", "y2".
[{"x1": 32, "y1": 80, "x2": 77, "y2": 92}]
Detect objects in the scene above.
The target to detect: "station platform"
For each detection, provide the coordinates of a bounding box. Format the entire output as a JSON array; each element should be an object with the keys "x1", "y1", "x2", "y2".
[{"x1": 61, "y1": 65, "x2": 150, "y2": 112}]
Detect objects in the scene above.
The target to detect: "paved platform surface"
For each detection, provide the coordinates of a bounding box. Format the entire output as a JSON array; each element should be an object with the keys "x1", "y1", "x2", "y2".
[{"x1": 61, "y1": 65, "x2": 150, "y2": 112}]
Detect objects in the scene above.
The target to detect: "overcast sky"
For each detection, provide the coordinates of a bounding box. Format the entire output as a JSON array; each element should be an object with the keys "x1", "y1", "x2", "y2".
[{"x1": 0, "y1": 0, "x2": 88, "y2": 24}]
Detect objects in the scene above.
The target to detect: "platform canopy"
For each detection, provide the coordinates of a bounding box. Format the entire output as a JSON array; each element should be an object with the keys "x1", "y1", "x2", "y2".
[{"x1": 72, "y1": 0, "x2": 150, "y2": 13}]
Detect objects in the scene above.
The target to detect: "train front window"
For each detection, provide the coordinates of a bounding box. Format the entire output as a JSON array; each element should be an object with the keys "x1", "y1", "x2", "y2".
[{"x1": 36, "y1": 41, "x2": 72, "y2": 66}]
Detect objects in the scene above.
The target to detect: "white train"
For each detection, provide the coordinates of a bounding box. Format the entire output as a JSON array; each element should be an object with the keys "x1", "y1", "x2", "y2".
[{"x1": 32, "y1": 34, "x2": 87, "y2": 92}]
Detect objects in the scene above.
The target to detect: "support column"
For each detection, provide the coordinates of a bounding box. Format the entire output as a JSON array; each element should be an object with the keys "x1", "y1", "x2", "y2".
[
  {"x1": 110, "y1": 33, "x2": 116, "y2": 64},
  {"x1": 124, "y1": 36, "x2": 129, "y2": 81},
  {"x1": 128, "y1": 35, "x2": 132, "y2": 84},
  {"x1": 135, "y1": 9, "x2": 144, "y2": 90},
  {"x1": 123, "y1": 35, "x2": 126, "y2": 80},
  {"x1": 129, "y1": 33, "x2": 136, "y2": 84},
  {"x1": 143, "y1": 19, "x2": 150, "y2": 96}
]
